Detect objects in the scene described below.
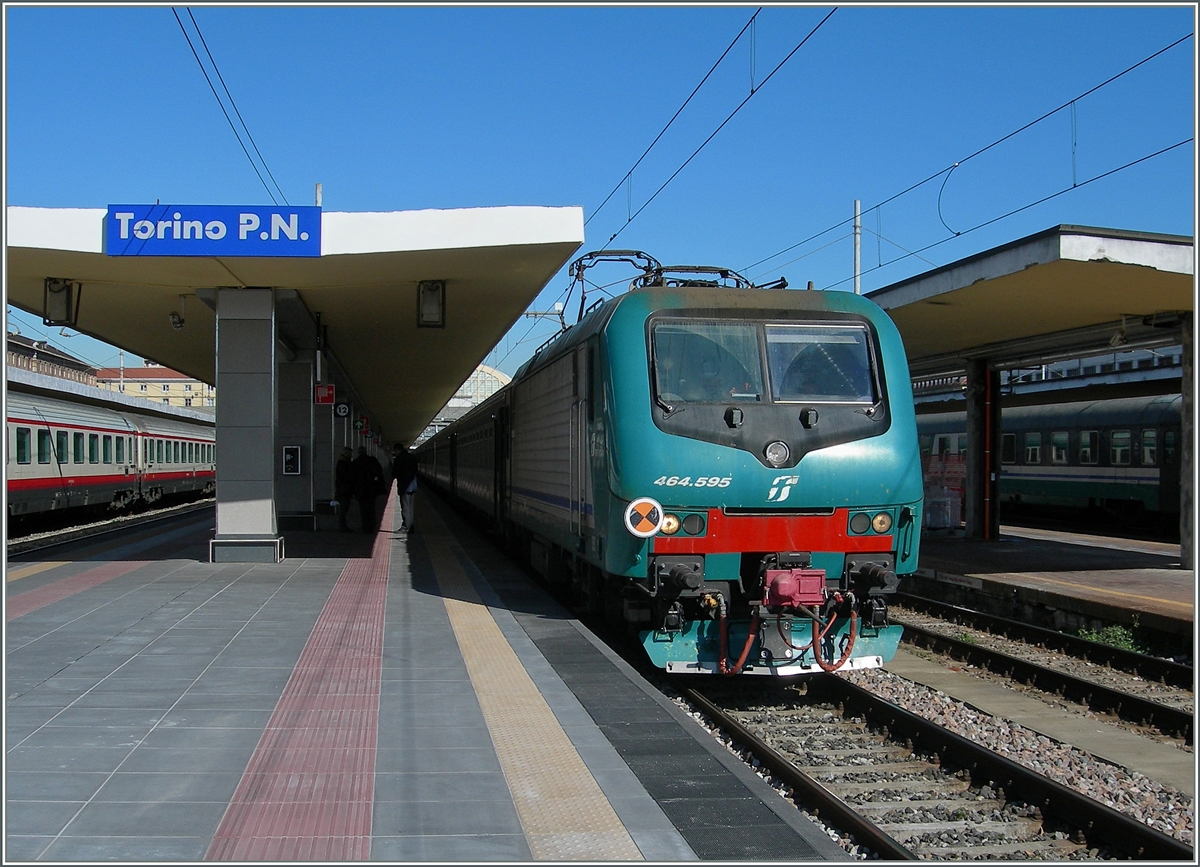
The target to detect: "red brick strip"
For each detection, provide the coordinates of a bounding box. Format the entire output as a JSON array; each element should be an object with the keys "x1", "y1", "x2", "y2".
[
  {"x1": 7, "y1": 560, "x2": 149, "y2": 621},
  {"x1": 206, "y1": 498, "x2": 394, "y2": 860}
]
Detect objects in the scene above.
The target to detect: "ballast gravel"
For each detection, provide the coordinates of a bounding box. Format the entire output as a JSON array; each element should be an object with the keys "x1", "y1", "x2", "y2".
[{"x1": 666, "y1": 669, "x2": 1194, "y2": 858}]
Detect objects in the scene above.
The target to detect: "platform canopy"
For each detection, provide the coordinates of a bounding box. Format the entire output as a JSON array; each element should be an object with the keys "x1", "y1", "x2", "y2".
[
  {"x1": 866, "y1": 225, "x2": 1194, "y2": 378},
  {"x1": 6, "y1": 205, "x2": 584, "y2": 445}
]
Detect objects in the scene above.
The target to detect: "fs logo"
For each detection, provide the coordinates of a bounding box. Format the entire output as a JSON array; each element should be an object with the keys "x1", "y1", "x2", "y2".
[{"x1": 767, "y1": 475, "x2": 800, "y2": 503}]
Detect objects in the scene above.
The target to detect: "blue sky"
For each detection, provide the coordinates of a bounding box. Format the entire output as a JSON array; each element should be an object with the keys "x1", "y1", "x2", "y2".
[{"x1": 5, "y1": 4, "x2": 1195, "y2": 377}]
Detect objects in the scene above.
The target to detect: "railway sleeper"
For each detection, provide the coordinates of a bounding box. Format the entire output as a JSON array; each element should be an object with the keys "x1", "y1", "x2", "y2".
[
  {"x1": 922, "y1": 838, "x2": 1086, "y2": 859},
  {"x1": 807, "y1": 759, "x2": 935, "y2": 776},
  {"x1": 881, "y1": 817, "x2": 1043, "y2": 842},
  {"x1": 853, "y1": 796, "x2": 1006, "y2": 815},
  {"x1": 829, "y1": 777, "x2": 972, "y2": 797}
]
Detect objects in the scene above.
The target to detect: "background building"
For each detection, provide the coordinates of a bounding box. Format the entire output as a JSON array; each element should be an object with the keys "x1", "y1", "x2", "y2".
[
  {"x1": 94, "y1": 360, "x2": 216, "y2": 411},
  {"x1": 416, "y1": 364, "x2": 511, "y2": 443},
  {"x1": 6, "y1": 333, "x2": 98, "y2": 386}
]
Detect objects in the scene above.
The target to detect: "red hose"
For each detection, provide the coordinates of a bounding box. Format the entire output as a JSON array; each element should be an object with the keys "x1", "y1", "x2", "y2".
[
  {"x1": 812, "y1": 609, "x2": 858, "y2": 672},
  {"x1": 718, "y1": 610, "x2": 760, "y2": 676}
]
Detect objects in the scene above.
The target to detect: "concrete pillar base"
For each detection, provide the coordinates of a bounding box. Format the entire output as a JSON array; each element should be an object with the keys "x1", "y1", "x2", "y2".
[{"x1": 209, "y1": 535, "x2": 285, "y2": 563}]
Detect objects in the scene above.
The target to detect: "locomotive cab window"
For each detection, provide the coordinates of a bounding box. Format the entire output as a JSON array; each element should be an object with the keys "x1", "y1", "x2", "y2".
[
  {"x1": 651, "y1": 318, "x2": 878, "y2": 406},
  {"x1": 766, "y1": 324, "x2": 876, "y2": 403},
  {"x1": 653, "y1": 321, "x2": 764, "y2": 403}
]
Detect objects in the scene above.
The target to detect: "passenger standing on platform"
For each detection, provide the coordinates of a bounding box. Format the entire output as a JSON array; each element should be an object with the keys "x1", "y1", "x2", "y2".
[
  {"x1": 351, "y1": 446, "x2": 384, "y2": 534},
  {"x1": 334, "y1": 447, "x2": 355, "y2": 532},
  {"x1": 392, "y1": 441, "x2": 419, "y2": 533}
]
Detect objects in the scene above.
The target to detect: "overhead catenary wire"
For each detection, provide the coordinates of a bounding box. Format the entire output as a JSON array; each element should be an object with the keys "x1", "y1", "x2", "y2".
[
  {"x1": 171, "y1": 7, "x2": 284, "y2": 206},
  {"x1": 742, "y1": 31, "x2": 1194, "y2": 275},
  {"x1": 184, "y1": 8, "x2": 289, "y2": 206},
  {"x1": 587, "y1": 8, "x2": 762, "y2": 227},
  {"x1": 816, "y1": 138, "x2": 1192, "y2": 293},
  {"x1": 603, "y1": 7, "x2": 838, "y2": 248}
]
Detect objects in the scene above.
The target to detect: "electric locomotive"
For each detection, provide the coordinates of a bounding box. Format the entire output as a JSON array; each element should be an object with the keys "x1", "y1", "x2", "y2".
[{"x1": 418, "y1": 251, "x2": 923, "y2": 675}]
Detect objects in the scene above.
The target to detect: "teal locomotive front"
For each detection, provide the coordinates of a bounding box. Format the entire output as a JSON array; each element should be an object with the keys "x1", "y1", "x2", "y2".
[
  {"x1": 421, "y1": 255, "x2": 923, "y2": 677},
  {"x1": 587, "y1": 283, "x2": 922, "y2": 675}
]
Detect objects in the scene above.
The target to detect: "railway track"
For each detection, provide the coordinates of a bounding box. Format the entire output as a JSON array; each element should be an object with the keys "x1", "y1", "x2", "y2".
[
  {"x1": 687, "y1": 678, "x2": 1194, "y2": 860},
  {"x1": 895, "y1": 591, "x2": 1194, "y2": 686},
  {"x1": 6, "y1": 499, "x2": 214, "y2": 557},
  {"x1": 889, "y1": 598, "x2": 1193, "y2": 745}
]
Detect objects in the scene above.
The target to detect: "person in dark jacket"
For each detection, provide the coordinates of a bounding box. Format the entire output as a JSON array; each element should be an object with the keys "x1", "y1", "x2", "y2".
[
  {"x1": 334, "y1": 447, "x2": 355, "y2": 531},
  {"x1": 351, "y1": 446, "x2": 385, "y2": 534},
  {"x1": 392, "y1": 441, "x2": 419, "y2": 532}
]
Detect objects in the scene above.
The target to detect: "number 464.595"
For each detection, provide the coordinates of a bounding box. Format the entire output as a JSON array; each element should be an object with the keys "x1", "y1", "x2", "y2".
[{"x1": 653, "y1": 476, "x2": 731, "y2": 488}]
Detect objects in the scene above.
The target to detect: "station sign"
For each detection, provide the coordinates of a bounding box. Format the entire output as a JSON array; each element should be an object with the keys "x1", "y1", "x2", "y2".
[
  {"x1": 105, "y1": 204, "x2": 321, "y2": 257},
  {"x1": 334, "y1": 401, "x2": 351, "y2": 418}
]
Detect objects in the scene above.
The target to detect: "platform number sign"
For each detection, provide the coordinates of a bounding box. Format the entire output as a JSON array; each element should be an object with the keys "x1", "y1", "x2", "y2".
[{"x1": 334, "y1": 402, "x2": 350, "y2": 419}]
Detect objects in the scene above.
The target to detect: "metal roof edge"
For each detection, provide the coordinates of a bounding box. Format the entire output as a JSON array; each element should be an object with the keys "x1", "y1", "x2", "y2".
[{"x1": 866, "y1": 225, "x2": 1194, "y2": 305}]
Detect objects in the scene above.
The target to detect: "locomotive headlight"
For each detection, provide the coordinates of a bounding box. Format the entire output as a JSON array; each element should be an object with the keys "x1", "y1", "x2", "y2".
[
  {"x1": 661, "y1": 514, "x2": 681, "y2": 535},
  {"x1": 872, "y1": 512, "x2": 893, "y2": 534},
  {"x1": 764, "y1": 440, "x2": 790, "y2": 467},
  {"x1": 682, "y1": 513, "x2": 705, "y2": 535},
  {"x1": 850, "y1": 512, "x2": 871, "y2": 534}
]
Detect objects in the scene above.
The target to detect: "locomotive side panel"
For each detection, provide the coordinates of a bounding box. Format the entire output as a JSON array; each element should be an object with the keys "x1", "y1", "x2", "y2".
[{"x1": 510, "y1": 351, "x2": 575, "y2": 545}]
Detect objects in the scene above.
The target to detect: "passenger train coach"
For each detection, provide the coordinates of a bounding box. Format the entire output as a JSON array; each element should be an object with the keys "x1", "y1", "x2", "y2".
[
  {"x1": 918, "y1": 391, "x2": 1183, "y2": 529},
  {"x1": 417, "y1": 252, "x2": 923, "y2": 677},
  {"x1": 7, "y1": 384, "x2": 216, "y2": 523}
]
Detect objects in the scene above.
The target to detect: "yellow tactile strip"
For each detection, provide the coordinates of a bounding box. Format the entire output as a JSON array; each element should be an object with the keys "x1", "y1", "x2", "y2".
[{"x1": 425, "y1": 527, "x2": 643, "y2": 861}]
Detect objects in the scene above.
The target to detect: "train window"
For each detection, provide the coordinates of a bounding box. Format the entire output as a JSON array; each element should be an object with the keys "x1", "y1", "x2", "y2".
[
  {"x1": 1051, "y1": 431, "x2": 1068, "y2": 464},
  {"x1": 157, "y1": 440, "x2": 164, "y2": 463},
  {"x1": 103, "y1": 435, "x2": 113, "y2": 464},
  {"x1": 956, "y1": 434, "x2": 967, "y2": 458},
  {"x1": 653, "y1": 321, "x2": 764, "y2": 403},
  {"x1": 57, "y1": 431, "x2": 68, "y2": 465},
  {"x1": 116, "y1": 436, "x2": 124, "y2": 464},
  {"x1": 16, "y1": 427, "x2": 31, "y2": 464},
  {"x1": 934, "y1": 434, "x2": 953, "y2": 457},
  {"x1": 1110, "y1": 430, "x2": 1131, "y2": 466},
  {"x1": 88, "y1": 434, "x2": 99, "y2": 464},
  {"x1": 1001, "y1": 433, "x2": 1017, "y2": 464},
  {"x1": 766, "y1": 324, "x2": 875, "y2": 403},
  {"x1": 37, "y1": 429, "x2": 53, "y2": 464},
  {"x1": 74, "y1": 432, "x2": 85, "y2": 463},
  {"x1": 143, "y1": 439, "x2": 150, "y2": 464},
  {"x1": 189, "y1": 442, "x2": 195, "y2": 463},
  {"x1": 1165, "y1": 430, "x2": 1177, "y2": 461},
  {"x1": 174, "y1": 441, "x2": 180, "y2": 463},
  {"x1": 1079, "y1": 431, "x2": 1098, "y2": 464},
  {"x1": 1141, "y1": 429, "x2": 1157, "y2": 466},
  {"x1": 1024, "y1": 432, "x2": 1041, "y2": 464}
]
